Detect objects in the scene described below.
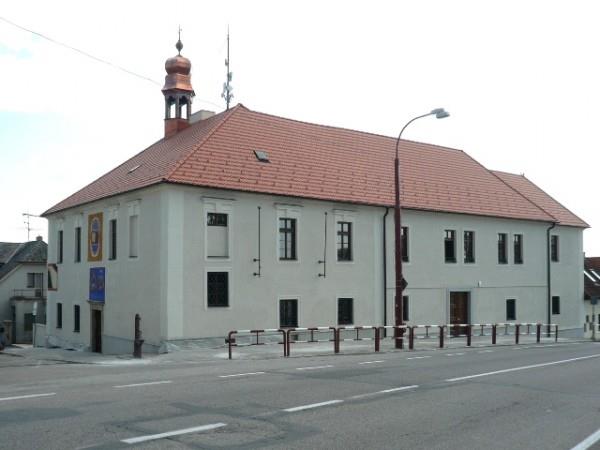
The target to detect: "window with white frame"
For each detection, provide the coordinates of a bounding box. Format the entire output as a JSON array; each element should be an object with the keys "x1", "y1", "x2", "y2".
[{"x1": 205, "y1": 201, "x2": 232, "y2": 258}]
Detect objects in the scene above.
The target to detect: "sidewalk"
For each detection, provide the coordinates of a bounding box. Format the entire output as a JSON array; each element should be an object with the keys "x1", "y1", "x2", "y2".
[{"x1": 0, "y1": 331, "x2": 584, "y2": 367}]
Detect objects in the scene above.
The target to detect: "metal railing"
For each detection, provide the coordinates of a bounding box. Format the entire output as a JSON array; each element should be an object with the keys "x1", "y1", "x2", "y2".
[{"x1": 12, "y1": 289, "x2": 46, "y2": 299}]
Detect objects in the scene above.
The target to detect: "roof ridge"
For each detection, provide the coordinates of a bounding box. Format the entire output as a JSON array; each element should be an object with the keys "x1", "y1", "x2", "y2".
[
  {"x1": 243, "y1": 107, "x2": 465, "y2": 154},
  {"x1": 164, "y1": 105, "x2": 243, "y2": 181},
  {"x1": 517, "y1": 172, "x2": 589, "y2": 227}
]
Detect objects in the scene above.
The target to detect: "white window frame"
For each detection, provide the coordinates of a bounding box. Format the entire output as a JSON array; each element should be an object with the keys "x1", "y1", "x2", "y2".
[
  {"x1": 127, "y1": 201, "x2": 140, "y2": 259},
  {"x1": 277, "y1": 295, "x2": 301, "y2": 328},
  {"x1": 276, "y1": 204, "x2": 301, "y2": 263},
  {"x1": 204, "y1": 268, "x2": 232, "y2": 310},
  {"x1": 204, "y1": 200, "x2": 233, "y2": 262},
  {"x1": 333, "y1": 209, "x2": 356, "y2": 264}
]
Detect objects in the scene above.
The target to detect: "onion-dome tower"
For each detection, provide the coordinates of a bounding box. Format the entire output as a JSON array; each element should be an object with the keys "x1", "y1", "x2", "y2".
[{"x1": 162, "y1": 33, "x2": 195, "y2": 138}]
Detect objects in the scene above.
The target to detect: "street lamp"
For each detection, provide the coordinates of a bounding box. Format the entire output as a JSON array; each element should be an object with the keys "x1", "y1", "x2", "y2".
[{"x1": 394, "y1": 108, "x2": 449, "y2": 348}]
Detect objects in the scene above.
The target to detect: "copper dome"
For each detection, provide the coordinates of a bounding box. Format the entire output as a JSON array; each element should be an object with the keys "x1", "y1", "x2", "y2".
[{"x1": 165, "y1": 55, "x2": 191, "y2": 75}]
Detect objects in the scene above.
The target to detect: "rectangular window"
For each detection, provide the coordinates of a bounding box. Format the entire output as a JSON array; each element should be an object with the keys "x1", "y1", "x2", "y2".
[
  {"x1": 129, "y1": 215, "x2": 139, "y2": 258},
  {"x1": 337, "y1": 222, "x2": 352, "y2": 261},
  {"x1": 279, "y1": 299, "x2": 298, "y2": 328},
  {"x1": 75, "y1": 227, "x2": 82, "y2": 262},
  {"x1": 506, "y1": 299, "x2": 516, "y2": 321},
  {"x1": 24, "y1": 313, "x2": 34, "y2": 332},
  {"x1": 498, "y1": 233, "x2": 507, "y2": 264},
  {"x1": 73, "y1": 305, "x2": 80, "y2": 332},
  {"x1": 338, "y1": 298, "x2": 353, "y2": 325},
  {"x1": 56, "y1": 302, "x2": 62, "y2": 329},
  {"x1": 207, "y1": 212, "x2": 229, "y2": 257},
  {"x1": 552, "y1": 296, "x2": 560, "y2": 315},
  {"x1": 26, "y1": 273, "x2": 35, "y2": 288},
  {"x1": 207, "y1": 272, "x2": 229, "y2": 307},
  {"x1": 279, "y1": 218, "x2": 297, "y2": 260},
  {"x1": 58, "y1": 230, "x2": 63, "y2": 263},
  {"x1": 109, "y1": 219, "x2": 117, "y2": 260},
  {"x1": 403, "y1": 295, "x2": 409, "y2": 321},
  {"x1": 444, "y1": 230, "x2": 456, "y2": 263},
  {"x1": 551, "y1": 235, "x2": 559, "y2": 262},
  {"x1": 514, "y1": 234, "x2": 523, "y2": 264},
  {"x1": 402, "y1": 227, "x2": 409, "y2": 262},
  {"x1": 464, "y1": 231, "x2": 475, "y2": 263}
]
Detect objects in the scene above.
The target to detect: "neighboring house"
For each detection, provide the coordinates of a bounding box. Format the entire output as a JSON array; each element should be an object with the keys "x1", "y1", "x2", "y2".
[
  {"x1": 42, "y1": 40, "x2": 588, "y2": 354},
  {"x1": 583, "y1": 257, "x2": 600, "y2": 338},
  {"x1": 0, "y1": 237, "x2": 47, "y2": 344}
]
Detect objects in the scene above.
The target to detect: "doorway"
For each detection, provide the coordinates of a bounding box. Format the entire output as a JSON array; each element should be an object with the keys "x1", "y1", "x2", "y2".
[
  {"x1": 91, "y1": 309, "x2": 102, "y2": 353},
  {"x1": 450, "y1": 292, "x2": 470, "y2": 336}
]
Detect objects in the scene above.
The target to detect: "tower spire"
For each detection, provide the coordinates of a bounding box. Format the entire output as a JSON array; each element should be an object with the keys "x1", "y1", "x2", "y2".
[{"x1": 176, "y1": 26, "x2": 183, "y2": 55}]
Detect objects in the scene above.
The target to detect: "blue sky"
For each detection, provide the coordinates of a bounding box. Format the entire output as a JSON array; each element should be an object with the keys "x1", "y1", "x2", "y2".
[{"x1": 1, "y1": 0, "x2": 599, "y2": 255}]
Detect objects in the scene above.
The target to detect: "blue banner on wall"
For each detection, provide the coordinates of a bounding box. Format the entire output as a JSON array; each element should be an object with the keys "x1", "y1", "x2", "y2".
[{"x1": 89, "y1": 267, "x2": 105, "y2": 302}]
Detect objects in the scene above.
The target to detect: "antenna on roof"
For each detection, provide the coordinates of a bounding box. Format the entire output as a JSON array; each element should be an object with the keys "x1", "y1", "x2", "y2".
[
  {"x1": 22, "y1": 212, "x2": 41, "y2": 241},
  {"x1": 221, "y1": 26, "x2": 233, "y2": 110}
]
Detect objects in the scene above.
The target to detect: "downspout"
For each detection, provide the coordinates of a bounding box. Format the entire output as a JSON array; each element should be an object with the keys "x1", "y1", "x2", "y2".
[
  {"x1": 382, "y1": 207, "x2": 390, "y2": 332},
  {"x1": 546, "y1": 222, "x2": 557, "y2": 336}
]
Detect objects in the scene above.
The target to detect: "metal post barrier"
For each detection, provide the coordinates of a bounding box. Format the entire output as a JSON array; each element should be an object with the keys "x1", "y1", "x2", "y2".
[
  {"x1": 555, "y1": 324, "x2": 558, "y2": 342},
  {"x1": 439, "y1": 325, "x2": 445, "y2": 348},
  {"x1": 375, "y1": 327, "x2": 380, "y2": 352},
  {"x1": 133, "y1": 313, "x2": 144, "y2": 358},
  {"x1": 466, "y1": 324, "x2": 472, "y2": 347},
  {"x1": 492, "y1": 324, "x2": 497, "y2": 345},
  {"x1": 536, "y1": 323, "x2": 541, "y2": 343},
  {"x1": 409, "y1": 326, "x2": 415, "y2": 350},
  {"x1": 515, "y1": 324, "x2": 520, "y2": 344},
  {"x1": 228, "y1": 331, "x2": 236, "y2": 360},
  {"x1": 335, "y1": 328, "x2": 340, "y2": 353},
  {"x1": 228, "y1": 329, "x2": 287, "y2": 360}
]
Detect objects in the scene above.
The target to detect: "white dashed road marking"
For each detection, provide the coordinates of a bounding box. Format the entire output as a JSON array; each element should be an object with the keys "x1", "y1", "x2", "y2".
[
  {"x1": 219, "y1": 372, "x2": 266, "y2": 378},
  {"x1": 359, "y1": 360, "x2": 385, "y2": 365},
  {"x1": 569, "y1": 426, "x2": 600, "y2": 450},
  {"x1": 284, "y1": 400, "x2": 343, "y2": 412},
  {"x1": 296, "y1": 365, "x2": 334, "y2": 371},
  {"x1": 121, "y1": 423, "x2": 226, "y2": 444},
  {"x1": 0, "y1": 393, "x2": 56, "y2": 402},
  {"x1": 114, "y1": 381, "x2": 172, "y2": 388},
  {"x1": 446, "y1": 354, "x2": 600, "y2": 382},
  {"x1": 406, "y1": 356, "x2": 432, "y2": 360}
]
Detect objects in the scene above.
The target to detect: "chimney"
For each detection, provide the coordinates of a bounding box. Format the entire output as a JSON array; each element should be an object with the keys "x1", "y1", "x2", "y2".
[
  {"x1": 162, "y1": 35, "x2": 195, "y2": 138},
  {"x1": 36, "y1": 236, "x2": 43, "y2": 241},
  {"x1": 190, "y1": 110, "x2": 216, "y2": 123}
]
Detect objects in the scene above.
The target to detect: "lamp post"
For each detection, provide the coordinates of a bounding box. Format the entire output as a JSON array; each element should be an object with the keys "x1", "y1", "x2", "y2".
[{"x1": 394, "y1": 108, "x2": 449, "y2": 348}]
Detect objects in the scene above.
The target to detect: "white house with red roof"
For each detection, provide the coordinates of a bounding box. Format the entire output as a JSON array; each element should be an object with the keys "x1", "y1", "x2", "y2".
[{"x1": 42, "y1": 40, "x2": 587, "y2": 353}]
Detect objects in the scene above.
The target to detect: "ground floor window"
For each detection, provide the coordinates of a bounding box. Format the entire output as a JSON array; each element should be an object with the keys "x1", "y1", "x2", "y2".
[
  {"x1": 56, "y1": 303, "x2": 62, "y2": 329},
  {"x1": 402, "y1": 295, "x2": 409, "y2": 321},
  {"x1": 552, "y1": 296, "x2": 560, "y2": 315},
  {"x1": 279, "y1": 299, "x2": 298, "y2": 328},
  {"x1": 338, "y1": 298, "x2": 353, "y2": 325},
  {"x1": 207, "y1": 272, "x2": 229, "y2": 307},
  {"x1": 506, "y1": 299, "x2": 516, "y2": 321},
  {"x1": 74, "y1": 305, "x2": 80, "y2": 332}
]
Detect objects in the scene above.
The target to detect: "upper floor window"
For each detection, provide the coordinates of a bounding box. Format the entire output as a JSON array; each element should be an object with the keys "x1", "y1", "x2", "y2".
[
  {"x1": 279, "y1": 218, "x2": 297, "y2": 260},
  {"x1": 464, "y1": 231, "x2": 475, "y2": 263},
  {"x1": 57, "y1": 230, "x2": 63, "y2": 264},
  {"x1": 514, "y1": 234, "x2": 523, "y2": 264},
  {"x1": 129, "y1": 215, "x2": 139, "y2": 258},
  {"x1": 337, "y1": 221, "x2": 352, "y2": 261},
  {"x1": 498, "y1": 233, "x2": 508, "y2": 264},
  {"x1": 75, "y1": 227, "x2": 82, "y2": 263},
  {"x1": 551, "y1": 235, "x2": 559, "y2": 262},
  {"x1": 444, "y1": 230, "x2": 456, "y2": 263},
  {"x1": 207, "y1": 212, "x2": 229, "y2": 258},
  {"x1": 402, "y1": 226, "x2": 409, "y2": 262},
  {"x1": 109, "y1": 219, "x2": 117, "y2": 260}
]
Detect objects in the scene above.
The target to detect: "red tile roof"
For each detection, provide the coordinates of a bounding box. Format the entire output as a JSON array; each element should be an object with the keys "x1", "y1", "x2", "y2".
[
  {"x1": 492, "y1": 171, "x2": 588, "y2": 227},
  {"x1": 44, "y1": 104, "x2": 573, "y2": 226}
]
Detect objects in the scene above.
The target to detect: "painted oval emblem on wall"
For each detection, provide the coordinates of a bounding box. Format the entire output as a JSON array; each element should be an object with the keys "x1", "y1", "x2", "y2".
[{"x1": 90, "y1": 216, "x2": 101, "y2": 257}]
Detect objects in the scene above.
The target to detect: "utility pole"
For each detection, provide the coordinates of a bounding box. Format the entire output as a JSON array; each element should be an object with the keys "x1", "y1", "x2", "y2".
[{"x1": 221, "y1": 27, "x2": 233, "y2": 110}]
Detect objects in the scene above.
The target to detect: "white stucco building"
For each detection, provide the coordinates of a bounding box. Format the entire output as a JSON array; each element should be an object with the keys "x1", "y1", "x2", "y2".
[{"x1": 42, "y1": 41, "x2": 588, "y2": 353}]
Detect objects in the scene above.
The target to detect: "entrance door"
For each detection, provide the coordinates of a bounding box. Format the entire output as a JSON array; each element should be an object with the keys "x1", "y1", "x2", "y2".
[
  {"x1": 450, "y1": 292, "x2": 470, "y2": 336},
  {"x1": 91, "y1": 310, "x2": 102, "y2": 353},
  {"x1": 279, "y1": 299, "x2": 298, "y2": 328}
]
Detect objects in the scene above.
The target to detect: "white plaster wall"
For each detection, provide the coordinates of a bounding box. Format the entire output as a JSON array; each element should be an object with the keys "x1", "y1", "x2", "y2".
[
  {"x1": 0, "y1": 264, "x2": 46, "y2": 323},
  {"x1": 46, "y1": 186, "x2": 164, "y2": 352}
]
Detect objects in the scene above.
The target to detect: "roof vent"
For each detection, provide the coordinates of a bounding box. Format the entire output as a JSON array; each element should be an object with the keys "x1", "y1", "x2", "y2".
[
  {"x1": 128, "y1": 164, "x2": 141, "y2": 174},
  {"x1": 254, "y1": 150, "x2": 269, "y2": 163}
]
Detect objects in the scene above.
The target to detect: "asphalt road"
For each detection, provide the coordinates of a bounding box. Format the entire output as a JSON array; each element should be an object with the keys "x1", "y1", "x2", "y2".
[{"x1": 0, "y1": 342, "x2": 599, "y2": 450}]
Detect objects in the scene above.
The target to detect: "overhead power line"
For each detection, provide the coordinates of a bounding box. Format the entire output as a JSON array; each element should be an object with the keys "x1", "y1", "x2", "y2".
[{"x1": 0, "y1": 15, "x2": 161, "y2": 86}]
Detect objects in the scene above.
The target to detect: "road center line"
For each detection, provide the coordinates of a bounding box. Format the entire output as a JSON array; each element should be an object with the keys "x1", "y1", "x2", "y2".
[
  {"x1": 284, "y1": 400, "x2": 343, "y2": 412},
  {"x1": 446, "y1": 353, "x2": 600, "y2": 382},
  {"x1": 296, "y1": 365, "x2": 334, "y2": 371},
  {"x1": 121, "y1": 423, "x2": 226, "y2": 444},
  {"x1": 569, "y1": 426, "x2": 600, "y2": 450},
  {"x1": 114, "y1": 381, "x2": 172, "y2": 388},
  {"x1": 359, "y1": 360, "x2": 385, "y2": 365},
  {"x1": 478, "y1": 350, "x2": 494, "y2": 353},
  {"x1": 219, "y1": 372, "x2": 266, "y2": 378},
  {"x1": 349, "y1": 385, "x2": 419, "y2": 399},
  {"x1": 0, "y1": 392, "x2": 56, "y2": 402},
  {"x1": 407, "y1": 356, "x2": 431, "y2": 360}
]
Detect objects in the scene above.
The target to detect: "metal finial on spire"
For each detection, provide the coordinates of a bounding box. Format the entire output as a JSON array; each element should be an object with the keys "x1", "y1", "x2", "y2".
[{"x1": 176, "y1": 26, "x2": 183, "y2": 55}]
